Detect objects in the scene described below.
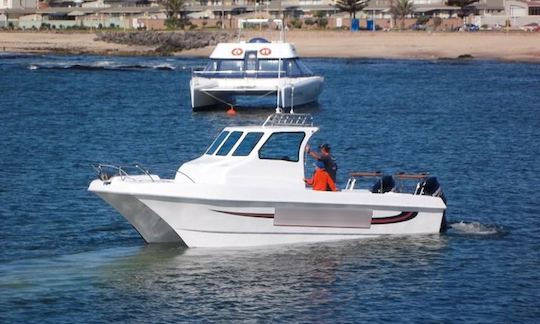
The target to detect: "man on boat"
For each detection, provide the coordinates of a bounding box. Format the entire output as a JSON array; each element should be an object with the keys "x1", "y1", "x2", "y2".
[
  {"x1": 305, "y1": 143, "x2": 338, "y2": 183},
  {"x1": 304, "y1": 161, "x2": 337, "y2": 192}
]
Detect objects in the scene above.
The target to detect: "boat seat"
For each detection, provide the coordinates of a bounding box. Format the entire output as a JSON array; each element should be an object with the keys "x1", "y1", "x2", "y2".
[{"x1": 371, "y1": 175, "x2": 395, "y2": 193}]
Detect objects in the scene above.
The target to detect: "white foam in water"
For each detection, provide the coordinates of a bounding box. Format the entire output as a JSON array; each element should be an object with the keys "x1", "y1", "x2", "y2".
[
  {"x1": 95, "y1": 60, "x2": 115, "y2": 67},
  {"x1": 154, "y1": 63, "x2": 175, "y2": 70},
  {"x1": 28, "y1": 65, "x2": 38, "y2": 70},
  {"x1": 450, "y1": 221, "x2": 501, "y2": 235}
]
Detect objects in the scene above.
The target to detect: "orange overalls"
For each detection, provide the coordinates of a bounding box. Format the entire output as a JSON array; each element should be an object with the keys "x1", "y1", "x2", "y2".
[{"x1": 305, "y1": 169, "x2": 337, "y2": 191}]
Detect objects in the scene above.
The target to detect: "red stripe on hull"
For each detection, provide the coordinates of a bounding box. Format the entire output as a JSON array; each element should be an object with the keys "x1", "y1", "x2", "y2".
[
  {"x1": 371, "y1": 212, "x2": 418, "y2": 224},
  {"x1": 212, "y1": 209, "x2": 419, "y2": 224},
  {"x1": 211, "y1": 210, "x2": 275, "y2": 218}
]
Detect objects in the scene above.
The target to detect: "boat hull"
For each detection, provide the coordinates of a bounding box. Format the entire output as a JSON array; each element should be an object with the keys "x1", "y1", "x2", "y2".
[
  {"x1": 190, "y1": 76, "x2": 324, "y2": 110},
  {"x1": 89, "y1": 179, "x2": 446, "y2": 247},
  {"x1": 95, "y1": 192, "x2": 184, "y2": 244}
]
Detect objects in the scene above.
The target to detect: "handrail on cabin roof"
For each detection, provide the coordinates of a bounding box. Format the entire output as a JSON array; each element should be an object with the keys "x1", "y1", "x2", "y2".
[{"x1": 262, "y1": 113, "x2": 313, "y2": 127}]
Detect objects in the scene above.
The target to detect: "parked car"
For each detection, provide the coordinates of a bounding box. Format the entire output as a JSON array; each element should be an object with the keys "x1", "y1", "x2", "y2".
[
  {"x1": 410, "y1": 23, "x2": 427, "y2": 31},
  {"x1": 520, "y1": 23, "x2": 539, "y2": 32},
  {"x1": 461, "y1": 24, "x2": 480, "y2": 31}
]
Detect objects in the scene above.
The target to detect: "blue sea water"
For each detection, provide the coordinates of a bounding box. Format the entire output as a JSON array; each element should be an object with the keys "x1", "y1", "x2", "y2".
[{"x1": 0, "y1": 53, "x2": 539, "y2": 323}]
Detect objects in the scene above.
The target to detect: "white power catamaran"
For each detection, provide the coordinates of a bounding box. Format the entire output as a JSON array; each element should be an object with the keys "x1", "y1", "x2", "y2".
[
  {"x1": 89, "y1": 113, "x2": 447, "y2": 248},
  {"x1": 190, "y1": 19, "x2": 324, "y2": 110}
]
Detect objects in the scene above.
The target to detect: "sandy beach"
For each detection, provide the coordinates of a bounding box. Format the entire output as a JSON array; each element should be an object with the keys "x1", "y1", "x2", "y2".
[{"x1": 1, "y1": 31, "x2": 540, "y2": 62}]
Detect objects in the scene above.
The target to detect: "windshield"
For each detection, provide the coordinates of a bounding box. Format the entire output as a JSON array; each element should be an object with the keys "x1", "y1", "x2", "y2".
[
  {"x1": 258, "y1": 132, "x2": 305, "y2": 162},
  {"x1": 206, "y1": 131, "x2": 230, "y2": 155}
]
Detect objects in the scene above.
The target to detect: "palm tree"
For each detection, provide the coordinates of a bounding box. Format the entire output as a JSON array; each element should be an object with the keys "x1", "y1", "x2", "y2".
[
  {"x1": 390, "y1": 0, "x2": 415, "y2": 30},
  {"x1": 160, "y1": 0, "x2": 186, "y2": 29},
  {"x1": 335, "y1": 0, "x2": 369, "y2": 20}
]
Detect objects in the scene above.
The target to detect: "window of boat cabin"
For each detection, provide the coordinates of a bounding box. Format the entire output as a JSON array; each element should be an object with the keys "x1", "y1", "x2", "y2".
[
  {"x1": 206, "y1": 131, "x2": 230, "y2": 155},
  {"x1": 258, "y1": 132, "x2": 305, "y2": 162},
  {"x1": 219, "y1": 60, "x2": 244, "y2": 72},
  {"x1": 258, "y1": 60, "x2": 285, "y2": 76},
  {"x1": 204, "y1": 60, "x2": 218, "y2": 72},
  {"x1": 233, "y1": 132, "x2": 264, "y2": 156},
  {"x1": 286, "y1": 59, "x2": 314, "y2": 77},
  {"x1": 216, "y1": 131, "x2": 243, "y2": 156},
  {"x1": 245, "y1": 52, "x2": 257, "y2": 71},
  {"x1": 296, "y1": 60, "x2": 314, "y2": 76}
]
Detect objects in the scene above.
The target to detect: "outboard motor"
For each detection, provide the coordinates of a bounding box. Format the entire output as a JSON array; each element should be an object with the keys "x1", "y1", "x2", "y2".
[
  {"x1": 415, "y1": 177, "x2": 446, "y2": 203},
  {"x1": 371, "y1": 175, "x2": 395, "y2": 193}
]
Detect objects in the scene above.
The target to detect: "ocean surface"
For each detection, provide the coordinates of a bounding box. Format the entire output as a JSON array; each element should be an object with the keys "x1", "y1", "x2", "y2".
[{"x1": 0, "y1": 53, "x2": 539, "y2": 323}]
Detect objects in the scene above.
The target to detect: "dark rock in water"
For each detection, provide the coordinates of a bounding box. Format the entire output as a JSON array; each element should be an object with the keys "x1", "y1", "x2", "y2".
[
  {"x1": 457, "y1": 54, "x2": 474, "y2": 59},
  {"x1": 94, "y1": 31, "x2": 234, "y2": 54}
]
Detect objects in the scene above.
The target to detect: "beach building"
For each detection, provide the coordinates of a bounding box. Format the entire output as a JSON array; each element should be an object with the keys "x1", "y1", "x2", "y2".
[
  {"x1": 0, "y1": 0, "x2": 37, "y2": 10},
  {"x1": 469, "y1": 0, "x2": 539, "y2": 27},
  {"x1": 1, "y1": 0, "x2": 538, "y2": 30},
  {"x1": 530, "y1": 0, "x2": 540, "y2": 14}
]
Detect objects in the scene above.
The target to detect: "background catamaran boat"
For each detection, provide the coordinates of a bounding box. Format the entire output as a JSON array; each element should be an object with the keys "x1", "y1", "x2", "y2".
[
  {"x1": 89, "y1": 113, "x2": 447, "y2": 248},
  {"x1": 190, "y1": 19, "x2": 324, "y2": 110}
]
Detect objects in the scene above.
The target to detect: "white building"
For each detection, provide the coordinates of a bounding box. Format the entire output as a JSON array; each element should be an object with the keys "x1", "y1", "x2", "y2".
[
  {"x1": 471, "y1": 0, "x2": 539, "y2": 27},
  {"x1": 0, "y1": 0, "x2": 37, "y2": 9}
]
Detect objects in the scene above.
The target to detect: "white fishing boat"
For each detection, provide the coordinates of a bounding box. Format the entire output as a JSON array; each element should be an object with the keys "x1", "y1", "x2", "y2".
[
  {"x1": 88, "y1": 113, "x2": 447, "y2": 248},
  {"x1": 190, "y1": 19, "x2": 324, "y2": 110}
]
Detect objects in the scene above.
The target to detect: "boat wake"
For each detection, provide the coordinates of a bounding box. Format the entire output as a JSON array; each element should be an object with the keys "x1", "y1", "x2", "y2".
[
  {"x1": 447, "y1": 221, "x2": 507, "y2": 236},
  {"x1": 27, "y1": 62, "x2": 176, "y2": 72}
]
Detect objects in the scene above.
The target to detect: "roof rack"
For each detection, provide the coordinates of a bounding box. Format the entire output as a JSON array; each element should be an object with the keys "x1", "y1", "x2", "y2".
[{"x1": 262, "y1": 113, "x2": 313, "y2": 127}]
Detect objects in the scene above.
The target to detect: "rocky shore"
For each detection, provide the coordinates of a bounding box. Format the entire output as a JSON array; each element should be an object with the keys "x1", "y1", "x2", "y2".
[{"x1": 94, "y1": 31, "x2": 233, "y2": 54}]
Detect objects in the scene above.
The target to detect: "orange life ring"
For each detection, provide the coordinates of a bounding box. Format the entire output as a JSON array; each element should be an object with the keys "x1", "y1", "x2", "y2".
[
  {"x1": 231, "y1": 48, "x2": 243, "y2": 56},
  {"x1": 259, "y1": 48, "x2": 272, "y2": 56}
]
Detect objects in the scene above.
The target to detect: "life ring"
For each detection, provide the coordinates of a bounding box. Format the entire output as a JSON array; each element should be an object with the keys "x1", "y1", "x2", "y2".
[
  {"x1": 231, "y1": 48, "x2": 243, "y2": 56},
  {"x1": 259, "y1": 47, "x2": 272, "y2": 56}
]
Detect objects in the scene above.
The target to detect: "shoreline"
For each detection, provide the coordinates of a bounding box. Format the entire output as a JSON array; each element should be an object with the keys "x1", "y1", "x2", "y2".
[{"x1": 1, "y1": 31, "x2": 540, "y2": 63}]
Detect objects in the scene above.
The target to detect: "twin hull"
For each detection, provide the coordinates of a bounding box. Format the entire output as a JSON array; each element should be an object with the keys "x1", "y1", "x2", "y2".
[{"x1": 91, "y1": 179, "x2": 446, "y2": 248}]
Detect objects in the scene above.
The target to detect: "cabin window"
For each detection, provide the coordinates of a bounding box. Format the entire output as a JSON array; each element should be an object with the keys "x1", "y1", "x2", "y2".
[
  {"x1": 295, "y1": 60, "x2": 314, "y2": 76},
  {"x1": 245, "y1": 52, "x2": 257, "y2": 71},
  {"x1": 204, "y1": 60, "x2": 218, "y2": 72},
  {"x1": 206, "y1": 131, "x2": 229, "y2": 155},
  {"x1": 287, "y1": 59, "x2": 314, "y2": 77},
  {"x1": 216, "y1": 131, "x2": 243, "y2": 156},
  {"x1": 219, "y1": 60, "x2": 244, "y2": 72},
  {"x1": 233, "y1": 132, "x2": 264, "y2": 156},
  {"x1": 258, "y1": 60, "x2": 284, "y2": 74},
  {"x1": 258, "y1": 132, "x2": 305, "y2": 162}
]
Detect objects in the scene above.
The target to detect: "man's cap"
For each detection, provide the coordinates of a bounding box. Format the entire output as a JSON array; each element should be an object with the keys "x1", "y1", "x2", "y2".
[
  {"x1": 319, "y1": 143, "x2": 331, "y2": 151},
  {"x1": 315, "y1": 161, "x2": 325, "y2": 169}
]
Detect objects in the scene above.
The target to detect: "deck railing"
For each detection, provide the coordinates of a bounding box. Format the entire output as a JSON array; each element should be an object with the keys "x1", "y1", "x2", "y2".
[
  {"x1": 263, "y1": 113, "x2": 313, "y2": 127},
  {"x1": 92, "y1": 164, "x2": 156, "y2": 182}
]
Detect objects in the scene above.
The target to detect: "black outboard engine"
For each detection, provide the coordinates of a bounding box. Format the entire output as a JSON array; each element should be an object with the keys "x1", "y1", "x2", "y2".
[
  {"x1": 415, "y1": 177, "x2": 446, "y2": 203},
  {"x1": 371, "y1": 175, "x2": 395, "y2": 193}
]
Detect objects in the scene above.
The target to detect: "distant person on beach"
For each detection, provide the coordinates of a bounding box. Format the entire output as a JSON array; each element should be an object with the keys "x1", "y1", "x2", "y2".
[
  {"x1": 305, "y1": 143, "x2": 337, "y2": 183},
  {"x1": 304, "y1": 161, "x2": 337, "y2": 192}
]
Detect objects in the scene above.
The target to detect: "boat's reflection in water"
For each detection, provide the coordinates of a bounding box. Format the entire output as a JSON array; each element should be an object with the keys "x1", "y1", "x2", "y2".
[{"x1": 101, "y1": 235, "x2": 449, "y2": 313}]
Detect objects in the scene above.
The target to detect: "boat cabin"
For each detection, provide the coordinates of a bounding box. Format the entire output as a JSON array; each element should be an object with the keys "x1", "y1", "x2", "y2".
[
  {"x1": 176, "y1": 114, "x2": 317, "y2": 188},
  {"x1": 195, "y1": 38, "x2": 315, "y2": 79}
]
